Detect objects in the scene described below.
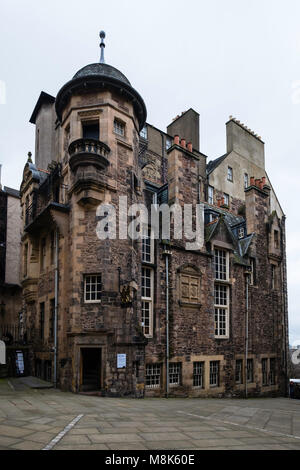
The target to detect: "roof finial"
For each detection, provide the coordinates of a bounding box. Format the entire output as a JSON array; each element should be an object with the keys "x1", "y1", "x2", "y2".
[
  {"x1": 27, "y1": 152, "x2": 32, "y2": 163},
  {"x1": 99, "y1": 31, "x2": 106, "y2": 64}
]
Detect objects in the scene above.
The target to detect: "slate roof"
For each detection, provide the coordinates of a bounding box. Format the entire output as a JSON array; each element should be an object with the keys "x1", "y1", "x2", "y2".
[
  {"x1": 204, "y1": 204, "x2": 252, "y2": 267},
  {"x1": 73, "y1": 63, "x2": 131, "y2": 86},
  {"x1": 207, "y1": 153, "x2": 229, "y2": 174},
  {"x1": 4, "y1": 186, "x2": 20, "y2": 198},
  {"x1": 239, "y1": 234, "x2": 255, "y2": 257}
]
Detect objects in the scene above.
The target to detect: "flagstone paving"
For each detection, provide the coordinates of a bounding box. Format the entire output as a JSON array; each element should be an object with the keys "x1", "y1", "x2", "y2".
[{"x1": 0, "y1": 378, "x2": 299, "y2": 450}]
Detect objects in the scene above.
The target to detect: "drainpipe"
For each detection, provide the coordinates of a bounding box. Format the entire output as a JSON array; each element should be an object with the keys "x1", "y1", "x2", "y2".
[
  {"x1": 54, "y1": 229, "x2": 59, "y2": 387},
  {"x1": 163, "y1": 244, "x2": 170, "y2": 398},
  {"x1": 245, "y1": 271, "x2": 249, "y2": 398}
]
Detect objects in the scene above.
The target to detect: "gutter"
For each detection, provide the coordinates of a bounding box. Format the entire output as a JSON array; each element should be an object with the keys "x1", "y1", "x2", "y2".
[{"x1": 54, "y1": 229, "x2": 59, "y2": 387}]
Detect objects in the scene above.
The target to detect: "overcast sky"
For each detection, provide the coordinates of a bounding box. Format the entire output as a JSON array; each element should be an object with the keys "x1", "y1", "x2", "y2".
[{"x1": 0, "y1": 0, "x2": 299, "y2": 345}]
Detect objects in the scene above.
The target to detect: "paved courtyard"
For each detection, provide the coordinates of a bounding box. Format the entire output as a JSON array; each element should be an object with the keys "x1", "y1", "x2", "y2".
[{"x1": 0, "y1": 378, "x2": 300, "y2": 450}]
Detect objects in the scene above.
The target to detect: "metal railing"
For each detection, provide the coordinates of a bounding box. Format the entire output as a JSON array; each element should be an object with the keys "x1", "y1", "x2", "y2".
[{"x1": 0, "y1": 323, "x2": 29, "y2": 345}]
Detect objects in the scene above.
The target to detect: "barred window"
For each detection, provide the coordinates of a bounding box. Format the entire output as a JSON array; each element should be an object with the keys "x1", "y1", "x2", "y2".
[
  {"x1": 210, "y1": 361, "x2": 220, "y2": 387},
  {"x1": 146, "y1": 364, "x2": 161, "y2": 388},
  {"x1": 169, "y1": 363, "x2": 181, "y2": 386},
  {"x1": 141, "y1": 267, "x2": 153, "y2": 337},
  {"x1": 193, "y1": 362, "x2": 204, "y2": 388},
  {"x1": 214, "y1": 284, "x2": 229, "y2": 338},
  {"x1": 262, "y1": 358, "x2": 268, "y2": 386},
  {"x1": 142, "y1": 226, "x2": 154, "y2": 263},
  {"x1": 214, "y1": 249, "x2": 228, "y2": 281},
  {"x1": 84, "y1": 274, "x2": 102, "y2": 303},
  {"x1": 235, "y1": 359, "x2": 243, "y2": 384},
  {"x1": 247, "y1": 359, "x2": 254, "y2": 383},
  {"x1": 114, "y1": 119, "x2": 125, "y2": 136},
  {"x1": 269, "y1": 358, "x2": 276, "y2": 385}
]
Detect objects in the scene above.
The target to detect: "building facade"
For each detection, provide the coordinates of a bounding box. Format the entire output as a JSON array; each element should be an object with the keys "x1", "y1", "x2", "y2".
[
  {"x1": 0, "y1": 179, "x2": 24, "y2": 376},
  {"x1": 19, "y1": 35, "x2": 288, "y2": 397}
]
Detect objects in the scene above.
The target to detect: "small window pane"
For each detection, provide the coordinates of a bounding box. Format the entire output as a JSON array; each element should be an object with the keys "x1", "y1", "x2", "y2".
[
  {"x1": 210, "y1": 361, "x2": 220, "y2": 387},
  {"x1": 84, "y1": 275, "x2": 102, "y2": 302},
  {"x1": 114, "y1": 120, "x2": 125, "y2": 136},
  {"x1": 193, "y1": 362, "x2": 204, "y2": 388},
  {"x1": 169, "y1": 363, "x2": 181, "y2": 386},
  {"x1": 146, "y1": 364, "x2": 161, "y2": 388}
]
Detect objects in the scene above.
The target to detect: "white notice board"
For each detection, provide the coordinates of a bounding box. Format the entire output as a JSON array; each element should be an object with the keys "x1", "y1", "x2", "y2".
[{"x1": 117, "y1": 354, "x2": 126, "y2": 369}]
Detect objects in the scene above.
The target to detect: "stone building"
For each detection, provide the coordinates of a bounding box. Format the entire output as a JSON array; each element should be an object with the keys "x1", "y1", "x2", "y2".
[
  {"x1": 0, "y1": 173, "x2": 24, "y2": 376},
  {"x1": 19, "y1": 33, "x2": 288, "y2": 397}
]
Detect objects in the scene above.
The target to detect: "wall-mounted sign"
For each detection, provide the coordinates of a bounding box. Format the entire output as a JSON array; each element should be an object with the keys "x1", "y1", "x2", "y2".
[
  {"x1": 117, "y1": 354, "x2": 126, "y2": 369},
  {"x1": 0, "y1": 341, "x2": 5, "y2": 365},
  {"x1": 15, "y1": 351, "x2": 24, "y2": 375}
]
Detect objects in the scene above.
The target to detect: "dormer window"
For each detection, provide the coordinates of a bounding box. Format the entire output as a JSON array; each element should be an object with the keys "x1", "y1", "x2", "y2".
[
  {"x1": 114, "y1": 119, "x2": 125, "y2": 137},
  {"x1": 238, "y1": 227, "x2": 245, "y2": 239}
]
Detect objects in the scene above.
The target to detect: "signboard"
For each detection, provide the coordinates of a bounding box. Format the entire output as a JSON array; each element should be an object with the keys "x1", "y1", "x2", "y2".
[
  {"x1": 117, "y1": 354, "x2": 126, "y2": 369},
  {"x1": 15, "y1": 351, "x2": 24, "y2": 375},
  {"x1": 0, "y1": 341, "x2": 5, "y2": 365}
]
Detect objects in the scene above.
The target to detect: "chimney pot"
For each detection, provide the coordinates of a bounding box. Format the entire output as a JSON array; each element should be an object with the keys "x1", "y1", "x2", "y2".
[
  {"x1": 174, "y1": 135, "x2": 180, "y2": 145},
  {"x1": 180, "y1": 138, "x2": 186, "y2": 148},
  {"x1": 187, "y1": 142, "x2": 193, "y2": 152},
  {"x1": 255, "y1": 179, "x2": 260, "y2": 187},
  {"x1": 250, "y1": 177, "x2": 255, "y2": 186},
  {"x1": 259, "y1": 180, "x2": 264, "y2": 190},
  {"x1": 262, "y1": 176, "x2": 266, "y2": 185}
]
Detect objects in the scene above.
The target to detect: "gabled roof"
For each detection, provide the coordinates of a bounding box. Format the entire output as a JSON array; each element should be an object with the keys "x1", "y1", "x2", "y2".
[
  {"x1": 4, "y1": 186, "x2": 20, "y2": 198},
  {"x1": 207, "y1": 153, "x2": 229, "y2": 175},
  {"x1": 204, "y1": 204, "x2": 254, "y2": 267},
  {"x1": 238, "y1": 233, "x2": 255, "y2": 257},
  {"x1": 29, "y1": 91, "x2": 55, "y2": 124}
]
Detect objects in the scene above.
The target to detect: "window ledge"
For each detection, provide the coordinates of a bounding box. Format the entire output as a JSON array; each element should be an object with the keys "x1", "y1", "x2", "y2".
[
  {"x1": 116, "y1": 137, "x2": 133, "y2": 150},
  {"x1": 179, "y1": 301, "x2": 201, "y2": 308}
]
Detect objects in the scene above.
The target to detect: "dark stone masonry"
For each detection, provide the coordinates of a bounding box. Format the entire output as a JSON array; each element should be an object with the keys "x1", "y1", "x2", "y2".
[{"x1": 16, "y1": 36, "x2": 288, "y2": 398}]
